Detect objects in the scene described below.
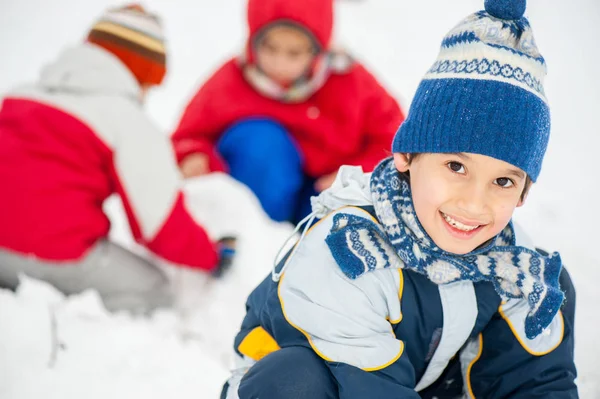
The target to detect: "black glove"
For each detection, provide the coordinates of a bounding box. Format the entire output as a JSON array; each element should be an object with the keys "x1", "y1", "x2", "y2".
[{"x1": 212, "y1": 236, "x2": 237, "y2": 278}]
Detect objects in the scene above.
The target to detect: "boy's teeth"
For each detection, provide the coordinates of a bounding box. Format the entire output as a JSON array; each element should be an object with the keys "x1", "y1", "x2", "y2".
[{"x1": 442, "y1": 213, "x2": 480, "y2": 232}]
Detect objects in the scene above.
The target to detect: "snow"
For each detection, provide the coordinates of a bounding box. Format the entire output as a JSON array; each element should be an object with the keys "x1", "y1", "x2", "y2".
[
  {"x1": 0, "y1": 175, "x2": 292, "y2": 399},
  {"x1": 0, "y1": 0, "x2": 599, "y2": 397}
]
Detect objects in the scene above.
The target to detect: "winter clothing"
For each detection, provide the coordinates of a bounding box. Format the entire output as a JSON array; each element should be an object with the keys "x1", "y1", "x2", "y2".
[
  {"x1": 87, "y1": 4, "x2": 167, "y2": 86},
  {"x1": 326, "y1": 159, "x2": 563, "y2": 339},
  {"x1": 217, "y1": 119, "x2": 313, "y2": 222},
  {"x1": 222, "y1": 167, "x2": 577, "y2": 399},
  {"x1": 247, "y1": 0, "x2": 333, "y2": 54},
  {"x1": 227, "y1": 268, "x2": 576, "y2": 399},
  {"x1": 0, "y1": 242, "x2": 172, "y2": 314},
  {"x1": 171, "y1": 0, "x2": 405, "y2": 220},
  {"x1": 0, "y1": 43, "x2": 220, "y2": 301},
  {"x1": 393, "y1": 0, "x2": 549, "y2": 181},
  {"x1": 222, "y1": 0, "x2": 577, "y2": 394},
  {"x1": 223, "y1": 346, "x2": 339, "y2": 399}
]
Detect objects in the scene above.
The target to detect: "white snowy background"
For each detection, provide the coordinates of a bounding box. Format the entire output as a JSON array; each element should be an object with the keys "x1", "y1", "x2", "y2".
[{"x1": 0, "y1": 0, "x2": 599, "y2": 397}]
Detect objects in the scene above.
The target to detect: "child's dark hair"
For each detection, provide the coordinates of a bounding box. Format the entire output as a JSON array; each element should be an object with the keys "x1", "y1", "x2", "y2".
[{"x1": 405, "y1": 153, "x2": 532, "y2": 201}]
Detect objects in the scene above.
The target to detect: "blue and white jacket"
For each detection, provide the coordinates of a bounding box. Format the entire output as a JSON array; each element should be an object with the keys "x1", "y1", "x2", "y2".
[{"x1": 226, "y1": 167, "x2": 578, "y2": 398}]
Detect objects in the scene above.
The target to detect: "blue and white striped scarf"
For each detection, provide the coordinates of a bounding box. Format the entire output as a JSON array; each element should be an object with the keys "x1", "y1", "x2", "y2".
[{"x1": 325, "y1": 158, "x2": 564, "y2": 339}]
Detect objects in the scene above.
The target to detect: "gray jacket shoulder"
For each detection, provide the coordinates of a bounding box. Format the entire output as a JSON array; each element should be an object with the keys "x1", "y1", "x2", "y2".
[{"x1": 279, "y1": 206, "x2": 404, "y2": 370}]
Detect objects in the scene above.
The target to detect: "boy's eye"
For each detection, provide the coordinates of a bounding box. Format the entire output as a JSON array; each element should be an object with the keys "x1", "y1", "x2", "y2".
[
  {"x1": 447, "y1": 161, "x2": 465, "y2": 174},
  {"x1": 494, "y1": 177, "x2": 514, "y2": 188}
]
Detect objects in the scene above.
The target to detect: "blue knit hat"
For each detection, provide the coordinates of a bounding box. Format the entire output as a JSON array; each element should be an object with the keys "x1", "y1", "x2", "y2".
[{"x1": 392, "y1": 0, "x2": 549, "y2": 181}]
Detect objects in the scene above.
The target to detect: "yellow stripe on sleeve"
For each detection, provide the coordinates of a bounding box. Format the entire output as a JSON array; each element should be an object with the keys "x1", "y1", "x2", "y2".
[{"x1": 237, "y1": 326, "x2": 281, "y2": 361}]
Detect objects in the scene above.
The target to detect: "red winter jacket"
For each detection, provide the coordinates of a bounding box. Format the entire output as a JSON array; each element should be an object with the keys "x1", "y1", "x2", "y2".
[
  {"x1": 172, "y1": 0, "x2": 405, "y2": 178},
  {"x1": 0, "y1": 44, "x2": 218, "y2": 270}
]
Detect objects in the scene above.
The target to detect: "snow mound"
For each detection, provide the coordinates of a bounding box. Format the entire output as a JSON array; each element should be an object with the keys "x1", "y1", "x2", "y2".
[{"x1": 0, "y1": 174, "x2": 294, "y2": 398}]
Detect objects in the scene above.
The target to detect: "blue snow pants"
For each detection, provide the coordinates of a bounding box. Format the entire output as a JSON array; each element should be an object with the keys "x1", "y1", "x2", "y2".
[
  {"x1": 223, "y1": 346, "x2": 339, "y2": 399},
  {"x1": 217, "y1": 119, "x2": 317, "y2": 223}
]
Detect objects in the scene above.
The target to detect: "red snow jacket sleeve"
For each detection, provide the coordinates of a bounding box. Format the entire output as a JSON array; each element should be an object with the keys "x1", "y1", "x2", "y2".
[
  {"x1": 109, "y1": 98, "x2": 220, "y2": 271},
  {"x1": 0, "y1": 93, "x2": 219, "y2": 271},
  {"x1": 172, "y1": 60, "x2": 405, "y2": 177},
  {"x1": 171, "y1": 64, "x2": 229, "y2": 172},
  {"x1": 346, "y1": 65, "x2": 405, "y2": 172}
]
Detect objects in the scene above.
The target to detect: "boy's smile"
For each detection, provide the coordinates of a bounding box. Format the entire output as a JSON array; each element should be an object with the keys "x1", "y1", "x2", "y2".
[
  {"x1": 394, "y1": 152, "x2": 528, "y2": 255},
  {"x1": 440, "y1": 211, "x2": 486, "y2": 237}
]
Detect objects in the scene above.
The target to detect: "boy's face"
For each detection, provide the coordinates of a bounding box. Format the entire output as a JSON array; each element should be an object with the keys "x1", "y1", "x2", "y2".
[
  {"x1": 255, "y1": 25, "x2": 316, "y2": 86},
  {"x1": 394, "y1": 152, "x2": 528, "y2": 255}
]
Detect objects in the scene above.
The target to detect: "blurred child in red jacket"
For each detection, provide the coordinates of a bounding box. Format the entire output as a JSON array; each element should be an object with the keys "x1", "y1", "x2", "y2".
[{"x1": 172, "y1": 0, "x2": 405, "y2": 222}]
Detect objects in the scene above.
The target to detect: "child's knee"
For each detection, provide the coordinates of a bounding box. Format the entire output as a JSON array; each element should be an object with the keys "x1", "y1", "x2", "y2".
[
  {"x1": 219, "y1": 118, "x2": 301, "y2": 164},
  {"x1": 225, "y1": 118, "x2": 288, "y2": 141},
  {"x1": 217, "y1": 118, "x2": 305, "y2": 222},
  {"x1": 238, "y1": 347, "x2": 337, "y2": 399}
]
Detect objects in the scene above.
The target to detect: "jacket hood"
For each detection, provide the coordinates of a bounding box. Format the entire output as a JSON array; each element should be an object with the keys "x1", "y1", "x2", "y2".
[
  {"x1": 37, "y1": 43, "x2": 140, "y2": 99},
  {"x1": 247, "y1": 0, "x2": 334, "y2": 50}
]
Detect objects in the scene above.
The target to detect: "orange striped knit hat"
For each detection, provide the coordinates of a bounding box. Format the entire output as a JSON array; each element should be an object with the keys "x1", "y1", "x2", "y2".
[{"x1": 87, "y1": 4, "x2": 166, "y2": 86}]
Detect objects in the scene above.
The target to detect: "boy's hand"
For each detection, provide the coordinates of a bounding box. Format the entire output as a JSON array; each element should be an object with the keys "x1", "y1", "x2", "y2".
[
  {"x1": 315, "y1": 171, "x2": 338, "y2": 192},
  {"x1": 212, "y1": 236, "x2": 237, "y2": 278},
  {"x1": 180, "y1": 153, "x2": 210, "y2": 178}
]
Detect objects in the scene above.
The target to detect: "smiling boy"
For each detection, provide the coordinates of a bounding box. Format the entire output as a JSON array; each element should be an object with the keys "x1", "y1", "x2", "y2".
[
  {"x1": 221, "y1": 1, "x2": 578, "y2": 398},
  {"x1": 397, "y1": 152, "x2": 531, "y2": 255}
]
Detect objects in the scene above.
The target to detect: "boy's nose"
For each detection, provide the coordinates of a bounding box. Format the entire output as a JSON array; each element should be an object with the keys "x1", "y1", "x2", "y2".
[{"x1": 457, "y1": 183, "x2": 489, "y2": 217}]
